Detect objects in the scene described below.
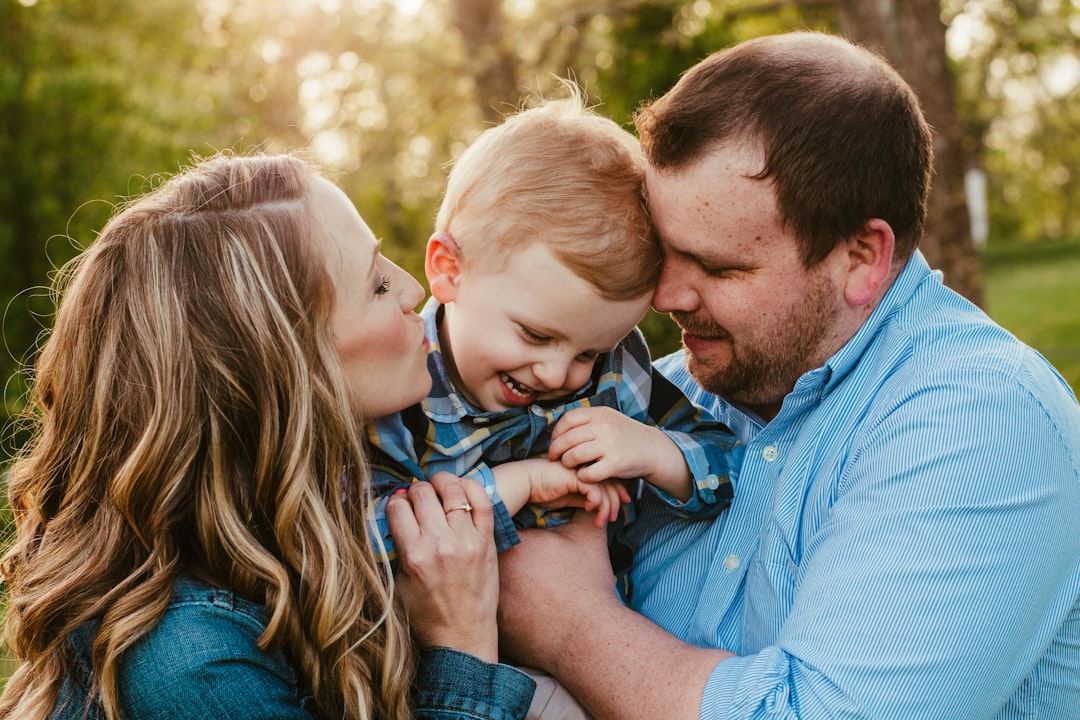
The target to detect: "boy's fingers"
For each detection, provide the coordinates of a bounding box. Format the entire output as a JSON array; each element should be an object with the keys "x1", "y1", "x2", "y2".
[
  {"x1": 548, "y1": 424, "x2": 589, "y2": 461},
  {"x1": 553, "y1": 407, "x2": 587, "y2": 432}
]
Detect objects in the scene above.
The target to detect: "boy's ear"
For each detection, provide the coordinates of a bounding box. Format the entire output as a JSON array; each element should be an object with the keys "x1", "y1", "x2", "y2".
[
  {"x1": 426, "y1": 232, "x2": 463, "y2": 303},
  {"x1": 842, "y1": 218, "x2": 895, "y2": 307}
]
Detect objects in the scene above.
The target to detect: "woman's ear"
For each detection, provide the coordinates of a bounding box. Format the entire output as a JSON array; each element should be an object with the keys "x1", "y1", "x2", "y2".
[
  {"x1": 843, "y1": 219, "x2": 895, "y2": 308},
  {"x1": 426, "y1": 232, "x2": 463, "y2": 303}
]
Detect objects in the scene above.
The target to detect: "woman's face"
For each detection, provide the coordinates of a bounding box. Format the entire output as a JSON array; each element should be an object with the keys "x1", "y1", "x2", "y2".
[{"x1": 310, "y1": 177, "x2": 431, "y2": 418}]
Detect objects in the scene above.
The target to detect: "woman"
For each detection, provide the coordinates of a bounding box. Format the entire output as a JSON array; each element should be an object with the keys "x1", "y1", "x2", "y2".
[{"x1": 0, "y1": 152, "x2": 534, "y2": 719}]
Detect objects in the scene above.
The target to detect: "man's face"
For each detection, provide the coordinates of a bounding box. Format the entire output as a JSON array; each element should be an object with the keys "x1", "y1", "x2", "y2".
[
  {"x1": 648, "y1": 146, "x2": 845, "y2": 419},
  {"x1": 439, "y1": 242, "x2": 652, "y2": 412}
]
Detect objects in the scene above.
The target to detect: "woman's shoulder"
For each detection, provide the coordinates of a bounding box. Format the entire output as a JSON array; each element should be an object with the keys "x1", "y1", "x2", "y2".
[
  {"x1": 60, "y1": 574, "x2": 315, "y2": 720},
  {"x1": 125, "y1": 574, "x2": 275, "y2": 667},
  {"x1": 122, "y1": 574, "x2": 314, "y2": 717}
]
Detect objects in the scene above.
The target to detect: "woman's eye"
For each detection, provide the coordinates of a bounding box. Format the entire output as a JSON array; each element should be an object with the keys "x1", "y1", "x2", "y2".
[{"x1": 375, "y1": 274, "x2": 391, "y2": 295}]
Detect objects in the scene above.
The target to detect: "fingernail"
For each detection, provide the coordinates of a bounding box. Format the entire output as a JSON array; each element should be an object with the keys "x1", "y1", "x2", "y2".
[{"x1": 393, "y1": 488, "x2": 408, "y2": 495}]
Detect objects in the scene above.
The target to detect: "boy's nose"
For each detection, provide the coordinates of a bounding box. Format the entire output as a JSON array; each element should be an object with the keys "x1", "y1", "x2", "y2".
[{"x1": 532, "y1": 357, "x2": 572, "y2": 391}]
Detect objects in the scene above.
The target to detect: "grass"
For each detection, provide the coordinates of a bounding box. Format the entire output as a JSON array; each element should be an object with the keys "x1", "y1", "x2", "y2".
[
  {"x1": 983, "y1": 240, "x2": 1080, "y2": 394},
  {"x1": 0, "y1": 242, "x2": 1076, "y2": 692}
]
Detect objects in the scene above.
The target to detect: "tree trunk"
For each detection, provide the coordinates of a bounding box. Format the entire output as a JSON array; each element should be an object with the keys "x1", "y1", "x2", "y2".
[
  {"x1": 835, "y1": 0, "x2": 984, "y2": 305},
  {"x1": 448, "y1": 0, "x2": 520, "y2": 125}
]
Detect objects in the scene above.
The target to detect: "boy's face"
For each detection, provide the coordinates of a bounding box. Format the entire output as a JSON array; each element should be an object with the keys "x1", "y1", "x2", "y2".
[{"x1": 436, "y1": 242, "x2": 652, "y2": 412}]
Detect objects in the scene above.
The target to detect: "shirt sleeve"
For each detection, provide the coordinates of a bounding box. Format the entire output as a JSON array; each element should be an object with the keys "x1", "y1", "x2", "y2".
[
  {"x1": 463, "y1": 461, "x2": 523, "y2": 552},
  {"x1": 415, "y1": 648, "x2": 536, "y2": 720},
  {"x1": 700, "y1": 365, "x2": 1080, "y2": 719},
  {"x1": 367, "y1": 411, "x2": 520, "y2": 555},
  {"x1": 369, "y1": 461, "x2": 521, "y2": 557},
  {"x1": 617, "y1": 334, "x2": 742, "y2": 518}
]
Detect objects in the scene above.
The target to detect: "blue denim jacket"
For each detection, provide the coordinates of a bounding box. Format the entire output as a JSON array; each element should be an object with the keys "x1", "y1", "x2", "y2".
[{"x1": 52, "y1": 575, "x2": 534, "y2": 719}]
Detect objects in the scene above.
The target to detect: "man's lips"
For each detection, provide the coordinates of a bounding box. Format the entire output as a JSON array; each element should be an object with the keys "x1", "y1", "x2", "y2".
[{"x1": 682, "y1": 330, "x2": 728, "y2": 355}]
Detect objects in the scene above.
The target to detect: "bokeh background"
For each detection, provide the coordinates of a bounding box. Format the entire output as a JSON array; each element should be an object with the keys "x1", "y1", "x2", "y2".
[{"x1": 1, "y1": 0, "x2": 1079, "y2": 680}]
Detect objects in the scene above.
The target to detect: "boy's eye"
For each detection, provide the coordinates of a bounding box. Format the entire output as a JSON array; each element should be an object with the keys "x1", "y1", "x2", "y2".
[
  {"x1": 520, "y1": 326, "x2": 550, "y2": 344},
  {"x1": 374, "y1": 274, "x2": 391, "y2": 295},
  {"x1": 577, "y1": 350, "x2": 599, "y2": 362}
]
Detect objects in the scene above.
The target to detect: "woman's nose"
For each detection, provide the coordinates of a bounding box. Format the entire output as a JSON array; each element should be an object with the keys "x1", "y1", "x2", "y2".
[{"x1": 395, "y1": 263, "x2": 425, "y2": 310}]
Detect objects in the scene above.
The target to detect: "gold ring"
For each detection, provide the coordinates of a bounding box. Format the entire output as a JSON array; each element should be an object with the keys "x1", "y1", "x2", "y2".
[{"x1": 445, "y1": 502, "x2": 473, "y2": 514}]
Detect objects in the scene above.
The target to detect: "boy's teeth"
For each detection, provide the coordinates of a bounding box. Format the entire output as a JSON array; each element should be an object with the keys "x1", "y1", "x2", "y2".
[{"x1": 501, "y1": 373, "x2": 533, "y2": 397}]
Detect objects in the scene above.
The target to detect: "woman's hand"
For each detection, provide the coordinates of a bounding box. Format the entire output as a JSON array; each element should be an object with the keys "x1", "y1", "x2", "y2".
[{"x1": 386, "y1": 472, "x2": 499, "y2": 662}]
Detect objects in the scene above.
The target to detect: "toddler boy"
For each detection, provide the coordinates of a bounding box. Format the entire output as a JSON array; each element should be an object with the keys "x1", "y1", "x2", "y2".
[{"x1": 369, "y1": 89, "x2": 742, "y2": 574}]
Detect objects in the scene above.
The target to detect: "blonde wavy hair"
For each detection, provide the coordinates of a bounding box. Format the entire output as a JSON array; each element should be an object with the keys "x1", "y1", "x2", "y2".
[{"x1": 0, "y1": 152, "x2": 413, "y2": 719}]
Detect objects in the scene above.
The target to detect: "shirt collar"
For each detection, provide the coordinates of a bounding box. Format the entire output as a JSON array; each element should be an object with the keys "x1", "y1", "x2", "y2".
[
  {"x1": 421, "y1": 298, "x2": 480, "y2": 423},
  {"x1": 807, "y1": 249, "x2": 938, "y2": 396},
  {"x1": 419, "y1": 298, "x2": 601, "y2": 424}
]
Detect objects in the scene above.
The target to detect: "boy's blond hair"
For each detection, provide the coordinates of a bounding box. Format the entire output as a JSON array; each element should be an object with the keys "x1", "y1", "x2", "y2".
[{"x1": 435, "y1": 85, "x2": 660, "y2": 300}]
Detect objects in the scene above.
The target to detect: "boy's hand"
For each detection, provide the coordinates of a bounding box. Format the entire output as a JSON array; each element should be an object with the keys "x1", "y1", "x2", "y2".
[
  {"x1": 524, "y1": 458, "x2": 628, "y2": 527},
  {"x1": 548, "y1": 406, "x2": 691, "y2": 500}
]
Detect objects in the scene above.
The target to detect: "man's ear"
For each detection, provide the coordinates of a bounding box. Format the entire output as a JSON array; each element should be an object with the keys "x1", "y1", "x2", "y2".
[
  {"x1": 843, "y1": 218, "x2": 895, "y2": 308},
  {"x1": 426, "y1": 232, "x2": 463, "y2": 303}
]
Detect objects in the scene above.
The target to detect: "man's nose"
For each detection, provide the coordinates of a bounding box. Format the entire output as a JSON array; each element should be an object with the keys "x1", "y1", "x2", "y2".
[{"x1": 653, "y1": 261, "x2": 697, "y2": 314}]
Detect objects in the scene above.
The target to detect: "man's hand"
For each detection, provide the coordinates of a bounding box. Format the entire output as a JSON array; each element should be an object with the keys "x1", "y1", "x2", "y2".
[
  {"x1": 498, "y1": 512, "x2": 731, "y2": 719},
  {"x1": 497, "y1": 511, "x2": 617, "y2": 671}
]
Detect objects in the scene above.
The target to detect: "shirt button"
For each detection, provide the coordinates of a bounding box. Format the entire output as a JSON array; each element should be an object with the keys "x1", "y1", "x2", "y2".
[
  {"x1": 724, "y1": 554, "x2": 740, "y2": 571},
  {"x1": 762, "y1": 445, "x2": 779, "y2": 462},
  {"x1": 530, "y1": 405, "x2": 545, "y2": 416},
  {"x1": 705, "y1": 474, "x2": 720, "y2": 490}
]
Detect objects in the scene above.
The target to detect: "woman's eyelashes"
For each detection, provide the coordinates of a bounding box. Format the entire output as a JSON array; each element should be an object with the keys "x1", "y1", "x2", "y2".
[{"x1": 375, "y1": 273, "x2": 391, "y2": 296}]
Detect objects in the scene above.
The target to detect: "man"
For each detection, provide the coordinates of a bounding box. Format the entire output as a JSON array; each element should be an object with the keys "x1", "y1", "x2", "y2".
[{"x1": 497, "y1": 31, "x2": 1080, "y2": 719}]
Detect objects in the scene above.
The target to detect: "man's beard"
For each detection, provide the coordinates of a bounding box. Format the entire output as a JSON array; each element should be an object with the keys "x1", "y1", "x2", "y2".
[{"x1": 672, "y1": 272, "x2": 838, "y2": 410}]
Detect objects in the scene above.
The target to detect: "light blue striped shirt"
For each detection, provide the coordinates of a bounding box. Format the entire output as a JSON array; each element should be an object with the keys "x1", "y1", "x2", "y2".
[{"x1": 632, "y1": 252, "x2": 1080, "y2": 719}]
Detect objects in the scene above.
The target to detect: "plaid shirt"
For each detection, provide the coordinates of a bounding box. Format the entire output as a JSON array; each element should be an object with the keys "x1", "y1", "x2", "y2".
[{"x1": 367, "y1": 298, "x2": 741, "y2": 560}]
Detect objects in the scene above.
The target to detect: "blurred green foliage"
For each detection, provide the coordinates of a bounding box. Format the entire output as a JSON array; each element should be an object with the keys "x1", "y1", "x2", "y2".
[{"x1": 2, "y1": 0, "x2": 1079, "y2": 468}]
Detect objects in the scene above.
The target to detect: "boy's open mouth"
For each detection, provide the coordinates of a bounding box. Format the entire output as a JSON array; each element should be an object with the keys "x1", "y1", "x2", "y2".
[{"x1": 500, "y1": 372, "x2": 536, "y2": 399}]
